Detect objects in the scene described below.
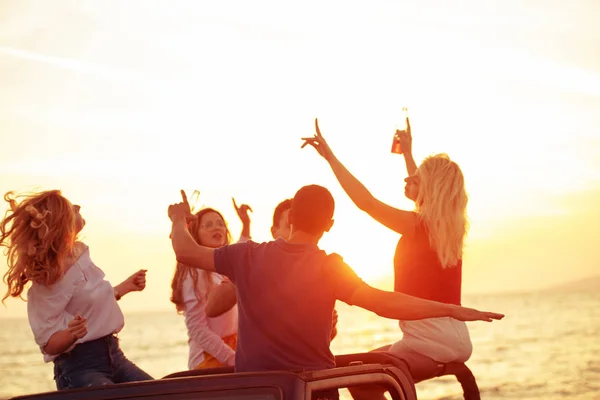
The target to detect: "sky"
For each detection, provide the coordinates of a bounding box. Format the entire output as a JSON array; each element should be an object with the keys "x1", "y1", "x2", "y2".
[{"x1": 1, "y1": 0, "x2": 599, "y2": 317}]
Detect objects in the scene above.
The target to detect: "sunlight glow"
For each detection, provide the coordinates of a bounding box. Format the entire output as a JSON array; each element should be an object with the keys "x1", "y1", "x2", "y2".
[{"x1": 1, "y1": 0, "x2": 600, "y2": 316}]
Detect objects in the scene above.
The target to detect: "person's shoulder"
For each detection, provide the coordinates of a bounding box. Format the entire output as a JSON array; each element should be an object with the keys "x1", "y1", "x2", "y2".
[
  {"x1": 250, "y1": 238, "x2": 289, "y2": 251},
  {"x1": 27, "y1": 267, "x2": 82, "y2": 302},
  {"x1": 229, "y1": 239, "x2": 268, "y2": 247},
  {"x1": 320, "y1": 251, "x2": 349, "y2": 271},
  {"x1": 325, "y1": 251, "x2": 344, "y2": 263},
  {"x1": 224, "y1": 239, "x2": 272, "y2": 255}
]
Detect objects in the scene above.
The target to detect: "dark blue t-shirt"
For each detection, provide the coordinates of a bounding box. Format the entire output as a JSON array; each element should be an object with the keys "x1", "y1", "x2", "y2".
[{"x1": 214, "y1": 238, "x2": 365, "y2": 372}]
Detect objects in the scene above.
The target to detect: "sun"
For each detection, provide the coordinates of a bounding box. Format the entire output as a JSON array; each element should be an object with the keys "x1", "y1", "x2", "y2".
[{"x1": 319, "y1": 217, "x2": 398, "y2": 283}]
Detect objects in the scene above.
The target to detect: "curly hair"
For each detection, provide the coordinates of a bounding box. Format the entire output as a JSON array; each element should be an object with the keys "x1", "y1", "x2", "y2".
[
  {"x1": 170, "y1": 208, "x2": 231, "y2": 313},
  {"x1": 415, "y1": 154, "x2": 469, "y2": 268},
  {"x1": 1, "y1": 190, "x2": 77, "y2": 302}
]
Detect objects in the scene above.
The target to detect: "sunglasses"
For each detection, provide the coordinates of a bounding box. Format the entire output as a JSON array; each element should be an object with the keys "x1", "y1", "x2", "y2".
[{"x1": 199, "y1": 220, "x2": 226, "y2": 230}]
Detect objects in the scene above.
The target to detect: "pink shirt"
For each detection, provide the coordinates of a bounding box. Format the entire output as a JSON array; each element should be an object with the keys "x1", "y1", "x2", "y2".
[
  {"x1": 27, "y1": 244, "x2": 124, "y2": 362},
  {"x1": 182, "y1": 271, "x2": 238, "y2": 369},
  {"x1": 181, "y1": 236, "x2": 249, "y2": 369}
]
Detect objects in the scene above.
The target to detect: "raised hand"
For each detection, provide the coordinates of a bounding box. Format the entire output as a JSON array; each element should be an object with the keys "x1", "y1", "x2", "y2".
[
  {"x1": 232, "y1": 197, "x2": 253, "y2": 226},
  {"x1": 301, "y1": 118, "x2": 334, "y2": 161},
  {"x1": 453, "y1": 306, "x2": 505, "y2": 323},
  {"x1": 67, "y1": 315, "x2": 87, "y2": 340},
  {"x1": 397, "y1": 116, "x2": 412, "y2": 155},
  {"x1": 168, "y1": 190, "x2": 194, "y2": 222}
]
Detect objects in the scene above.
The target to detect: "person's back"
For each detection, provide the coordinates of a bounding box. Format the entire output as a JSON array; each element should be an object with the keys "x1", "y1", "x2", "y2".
[
  {"x1": 214, "y1": 238, "x2": 359, "y2": 371},
  {"x1": 394, "y1": 222, "x2": 472, "y2": 364},
  {"x1": 168, "y1": 184, "x2": 504, "y2": 380},
  {"x1": 394, "y1": 222, "x2": 461, "y2": 305}
]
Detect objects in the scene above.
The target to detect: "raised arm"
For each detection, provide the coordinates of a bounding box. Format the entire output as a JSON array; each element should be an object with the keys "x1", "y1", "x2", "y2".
[
  {"x1": 169, "y1": 190, "x2": 215, "y2": 272},
  {"x1": 302, "y1": 119, "x2": 417, "y2": 235},
  {"x1": 348, "y1": 284, "x2": 504, "y2": 322},
  {"x1": 232, "y1": 197, "x2": 252, "y2": 241},
  {"x1": 398, "y1": 117, "x2": 418, "y2": 176}
]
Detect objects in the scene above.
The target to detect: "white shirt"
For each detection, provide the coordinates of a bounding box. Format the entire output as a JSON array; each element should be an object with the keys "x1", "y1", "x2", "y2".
[
  {"x1": 397, "y1": 318, "x2": 473, "y2": 363},
  {"x1": 181, "y1": 235, "x2": 249, "y2": 369},
  {"x1": 27, "y1": 244, "x2": 124, "y2": 362},
  {"x1": 182, "y1": 271, "x2": 238, "y2": 369}
]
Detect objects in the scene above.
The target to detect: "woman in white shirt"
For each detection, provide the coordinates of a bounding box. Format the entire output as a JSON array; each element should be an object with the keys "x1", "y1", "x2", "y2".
[
  {"x1": 170, "y1": 204, "x2": 250, "y2": 370},
  {"x1": 0, "y1": 190, "x2": 153, "y2": 390}
]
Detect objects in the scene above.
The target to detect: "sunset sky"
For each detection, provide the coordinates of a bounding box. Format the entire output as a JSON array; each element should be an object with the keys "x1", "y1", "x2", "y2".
[{"x1": 1, "y1": 0, "x2": 599, "y2": 318}]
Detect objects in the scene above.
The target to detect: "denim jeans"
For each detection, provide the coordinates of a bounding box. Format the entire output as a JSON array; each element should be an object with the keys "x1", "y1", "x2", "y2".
[{"x1": 53, "y1": 334, "x2": 153, "y2": 390}]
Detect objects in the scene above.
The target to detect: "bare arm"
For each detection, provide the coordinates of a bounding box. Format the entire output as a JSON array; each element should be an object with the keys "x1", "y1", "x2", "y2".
[
  {"x1": 303, "y1": 119, "x2": 417, "y2": 235},
  {"x1": 114, "y1": 269, "x2": 147, "y2": 300},
  {"x1": 330, "y1": 309, "x2": 338, "y2": 342},
  {"x1": 171, "y1": 217, "x2": 215, "y2": 272},
  {"x1": 327, "y1": 154, "x2": 417, "y2": 235},
  {"x1": 205, "y1": 282, "x2": 237, "y2": 318},
  {"x1": 240, "y1": 223, "x2": 250, "y2": 240},
  {"x1": 399, "y1": 118, "x2": 418, "y2": 176},
  {"x1": 232, "y1": 198, "x2": 252, "y2": 240},
  {"x1": 348, "y1": 284, "x2": 504, "y2": 322},
  {"x1": 43, "y1": 315, "x2": 87, "y2": 355},
  {"x1": 403, "y1": 153, "x2": 418, "y2": 177},
  {"x1": 168, "y1": 190, "x2": 216, "y2": 271},
  {"x1": 43, "y1": 330, "x2": 77, "y2": 355}
]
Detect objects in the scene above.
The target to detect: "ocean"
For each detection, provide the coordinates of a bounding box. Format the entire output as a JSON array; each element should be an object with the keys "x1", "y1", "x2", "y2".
[{"x1": 1, "y1": 289, "x2": 598, "y2": 400}]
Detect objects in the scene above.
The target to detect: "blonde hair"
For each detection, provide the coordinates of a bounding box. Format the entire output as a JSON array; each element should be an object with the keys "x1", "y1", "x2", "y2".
[
  {"x1": 414, "y1": 154, "x2": 469, "y2": 268},
  {"x1": 1, "y1": 190, "x2": 77, "y2": 302},
  {"x1": 170, "y1": 208, "x2": 231, "y2": 313}
]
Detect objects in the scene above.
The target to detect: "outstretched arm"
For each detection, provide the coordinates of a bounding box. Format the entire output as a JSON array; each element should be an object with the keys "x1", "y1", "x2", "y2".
[
  {"x1": 169, "y1": 191, "x2": 215, "y2": 272},
  {"x1": 348, "y1": 284, "x2": 504, "y2": 322},
  {"x1": 302, "y1": 119, "x2": 417, "y2": 235},
  {"x1": 329, "y1": 255, "x2": 504, "y2": 323}
]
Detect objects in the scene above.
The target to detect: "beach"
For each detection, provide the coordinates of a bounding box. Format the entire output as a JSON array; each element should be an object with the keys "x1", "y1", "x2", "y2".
[{"x1": 1, "y1": 289, "x2": 598, "y2": 400}]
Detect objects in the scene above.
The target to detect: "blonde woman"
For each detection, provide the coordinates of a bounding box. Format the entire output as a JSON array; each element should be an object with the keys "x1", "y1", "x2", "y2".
[
  {"x1": 0, "y1": 190, "x2": 152, "y2": 390},
  {"x1": 171, "y1": 204, "x2": 250, "y2": 370},
  {"x1": 303, "y1": 119, "x2": 472, "y2": 382}
]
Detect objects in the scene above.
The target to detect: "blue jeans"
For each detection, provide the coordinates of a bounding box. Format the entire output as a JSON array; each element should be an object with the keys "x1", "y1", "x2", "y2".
[{"x1": 53, "y1": 334, "x2": 153, "y2": 390}]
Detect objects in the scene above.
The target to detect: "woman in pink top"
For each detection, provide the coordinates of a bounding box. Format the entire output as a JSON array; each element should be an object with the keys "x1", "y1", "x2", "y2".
[
  {"x1": 304, "y1": 119, "x2": 472, "y2": 395},
  {"x1": 170, "y1": 203, "x2": 251, "y2": 369},
  {"x1": 0, "y1": 190, "x2": 152, "y2": 390}
]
